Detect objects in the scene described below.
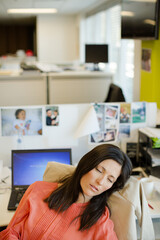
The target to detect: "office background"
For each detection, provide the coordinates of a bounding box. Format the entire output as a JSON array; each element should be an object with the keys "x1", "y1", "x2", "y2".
[{"x1": 0, "y1": 0, "x2": 156, "y2": 106}]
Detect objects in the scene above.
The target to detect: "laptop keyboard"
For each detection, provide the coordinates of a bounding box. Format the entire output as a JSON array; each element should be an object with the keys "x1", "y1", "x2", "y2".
[
  {"x1": 8, "y1": 188, "x2": 26, "y2": 210},
  {"x1": 16, "y1": 189, "x2": 26, "y2": 203}
]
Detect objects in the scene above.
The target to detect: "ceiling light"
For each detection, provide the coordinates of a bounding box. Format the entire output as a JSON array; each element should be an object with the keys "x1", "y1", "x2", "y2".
[
  {"x1": 121, "y1": 11, "x2": 135, "y2": 17},
  {"x1": 7, "y1": 8, "x2": 57, "y2": 14},
  {"x1": 131, "y1": 0, "x2": 156, "y2": 2},
  {"x1": 144, "y1": 19, "x2": 156, "y2": 25}
]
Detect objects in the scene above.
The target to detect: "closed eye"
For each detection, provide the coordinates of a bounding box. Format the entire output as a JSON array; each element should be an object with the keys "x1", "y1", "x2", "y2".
[
  {"x1": 108, "y1": 178, "x2": 113, "y2": 184},
  {"x1": 96, "y1": 167, "x2": 102, "y2": 173}
]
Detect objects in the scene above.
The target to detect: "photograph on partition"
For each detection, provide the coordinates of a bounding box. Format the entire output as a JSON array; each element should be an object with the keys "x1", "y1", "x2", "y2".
[
  {"x1": 90, "y1": 131, "x2": 104, "y2": 143},
  {"x1": 118, "y1": 124, "x2": 130, "y2": 138},
  {"x1": 132, "y1": 102, "x2": 146, "y2": 123},
  {"x1": 45, "y1": 106, "x2": 59, "y2": 126},
  {"x1": 105, "y1": 119, "x2": 117, "y2": 129},
  {"x1": 94, "y1": 104, "x2": 105, "y2": 131},
  {"x1": 1, "y1": 107, "x2": 42, "y2": 136},
  {"x1": 104, "y1": 129, "x2": 116, "y2": 142},
  {"x1": 105, "y1": 105, "x2": 118, "y2": 119},
  {"x1": 120, "y1": 103, "x2": 131, "y2": 124}
]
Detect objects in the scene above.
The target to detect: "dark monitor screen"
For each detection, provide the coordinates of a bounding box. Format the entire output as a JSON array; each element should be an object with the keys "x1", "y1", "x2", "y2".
[
  {"x1": 12, "y1": 148, "x2": 72, "y2": 187},
  {"x1": 121, "y1": 0, "x2": 160, "y2": 39},
  {"x1": 85, "y1": 44, "x2": 108, "y2": 63}
]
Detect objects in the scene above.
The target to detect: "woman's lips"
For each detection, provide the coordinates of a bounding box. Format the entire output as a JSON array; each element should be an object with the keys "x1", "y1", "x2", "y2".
[{"x1": 90, "y1": 184, "x2": 98, "y2": 192}]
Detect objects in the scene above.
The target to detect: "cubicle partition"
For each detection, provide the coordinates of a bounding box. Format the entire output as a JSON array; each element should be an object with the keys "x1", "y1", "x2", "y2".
[
  {"x1": 0, "y1": 71, "x2": 113, "y2": 106},
  {"x1": 0, "y1": 102, "x2": 157, "y2": 167},
  {"x1": 48, "y1": 71, "x2": 113, "y2": 104},
  {"x1": 0, "y1": 73, "x2": 47, "y2": 106}
]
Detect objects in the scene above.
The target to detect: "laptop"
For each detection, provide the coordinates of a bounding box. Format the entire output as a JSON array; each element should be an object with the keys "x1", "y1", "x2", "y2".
[{"x1": 8, "y1": 148, "x2": 72, "y2": 210}]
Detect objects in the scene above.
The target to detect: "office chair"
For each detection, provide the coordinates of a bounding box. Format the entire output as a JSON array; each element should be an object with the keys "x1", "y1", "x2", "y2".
[{"x1": 104, "y1": 83, "x2": 126, "y2": 102}]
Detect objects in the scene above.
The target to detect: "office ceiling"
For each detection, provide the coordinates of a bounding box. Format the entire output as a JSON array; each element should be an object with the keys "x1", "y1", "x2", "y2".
[{"x1": 0, "y1": 0, "x2": 108, "y2": 21}]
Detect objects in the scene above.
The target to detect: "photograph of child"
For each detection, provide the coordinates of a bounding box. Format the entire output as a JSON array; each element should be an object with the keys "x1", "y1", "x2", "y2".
[
  {"x1": 13, "y1": 109, "x2": 31, "y2": 136},
  {"x1": 120, "y1": 103, "x2": 131, "y2": 124},
  {"x1": 46, "y1": 106, "x2": 59, "y2": 126},
  {"x1": 1, "y1": 108, "x2": 42, "y2": 136}
]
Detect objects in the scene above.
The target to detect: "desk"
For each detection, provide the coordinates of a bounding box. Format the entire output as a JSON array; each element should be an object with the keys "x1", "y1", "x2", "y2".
[
  {"x1": 48, "y1": 71, "x2": 113, "y2": 104},
  {"x1": 0, "y1": 168, "x2": 15, "y2": 227},
  {"x1": 0, "y1": 189, "x2": 15, "y2": 227}
]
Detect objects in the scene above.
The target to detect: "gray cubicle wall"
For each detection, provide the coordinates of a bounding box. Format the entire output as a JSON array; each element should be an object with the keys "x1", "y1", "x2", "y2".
[{"x1": 0, "y1": 73, "x2": 47, "y2": 106}]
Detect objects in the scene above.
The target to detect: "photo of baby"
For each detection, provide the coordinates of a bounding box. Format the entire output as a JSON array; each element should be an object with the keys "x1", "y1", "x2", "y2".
[
  {"x1": 1, "y1": 107, "x2": 42, "y2": 136},
  {"x1": 13, "y1": 109, "x2": 31, "y2": 136}
]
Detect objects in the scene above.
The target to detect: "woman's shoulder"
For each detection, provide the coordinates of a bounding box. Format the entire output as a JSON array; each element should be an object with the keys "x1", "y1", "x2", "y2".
[
  {"x1": 101, "y1": 206, "x2": 110, "y2": 222},
  {"x1": 32, "y1": 181, "x2": 58, "y2": 190},
  {"x1": 95, "y1": 206, "x2": 111, "y2": 226},
  {"x1": 94, "y1": 207, "x2": 117, "y2": 239},
  {"x1": 28, "y1": 181, "x2": 58, "y2": 196}
]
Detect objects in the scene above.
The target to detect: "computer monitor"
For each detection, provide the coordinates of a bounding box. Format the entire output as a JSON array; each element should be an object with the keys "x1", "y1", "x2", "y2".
[
  {"x1": 12, "y1": 148, "x2": 72, "y2": 186},
  {"x1": 85, "y1": 44, "x2": 108, "y2": 71}
]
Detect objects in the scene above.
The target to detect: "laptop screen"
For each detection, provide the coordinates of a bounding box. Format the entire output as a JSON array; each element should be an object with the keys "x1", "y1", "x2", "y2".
[{"x1": 12, "y1": 149, "x2": 72, "y2": 187}]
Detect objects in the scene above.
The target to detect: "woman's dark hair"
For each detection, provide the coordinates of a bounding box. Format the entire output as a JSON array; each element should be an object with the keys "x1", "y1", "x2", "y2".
[
  {"x1": 45, "y1": 144, "x2": 132, "y2": 231},
  {"x1": 15, "y1": 109, "x2": 25, "y2": 119}
]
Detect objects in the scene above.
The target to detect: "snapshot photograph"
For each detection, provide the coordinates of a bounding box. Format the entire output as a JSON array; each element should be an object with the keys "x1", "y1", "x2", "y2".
[
  {"x1": 1, "y1": 107, "x2": 42, "y2": 136},
  {"x1": 132, "y1": 102, "x2": 146, "y2": 123},
  {"x1": 46, "y1": 106, "x2": 59, "y2": 126}
]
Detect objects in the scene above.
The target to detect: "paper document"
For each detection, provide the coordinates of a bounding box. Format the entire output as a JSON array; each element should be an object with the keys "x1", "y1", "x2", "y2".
[
  {"x1": 35, "y1": 62, "x2": 63, "y2": 72},
  {"x1": 139, "y1": 127, "x2": 160, "y2": 138}
]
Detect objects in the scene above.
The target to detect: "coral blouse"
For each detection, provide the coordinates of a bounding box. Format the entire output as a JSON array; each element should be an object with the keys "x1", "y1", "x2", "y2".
[{"x1": 0, "y1": 181, "x2": 118, "y2": 240}]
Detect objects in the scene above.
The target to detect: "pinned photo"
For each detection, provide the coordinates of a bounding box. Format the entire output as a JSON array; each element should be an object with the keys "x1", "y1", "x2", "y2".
[
  {"x1": 120, "y1": 103, "x2": 131, "y2": 124},
  {"x1": 90, "y1": 132, "x2": 104, "y2": 143},
  {"x1": 132, "y1": 102, "x2": 146, "y2": 123},
  {"x1": 46, "y1": 106, "x2": 59, "y2": 126},
  {"x1": 104, "y1": 129, "x2": 116, "y2": 142},
  {"x1": 105, "y1": 119, "x2": 117, "y2": 129},
  {"x1": 1, "y1": 108, "x2": 42, "y2": 136},
  {"x1": 94, "y1": 104, "x2": 105, "y2": 131},
  {"x1": 119, "y1": 125, "x2": 130, "y2": 138},
  {"x1": 105, "y1": 105, "x2": 118, "y2": 119}
]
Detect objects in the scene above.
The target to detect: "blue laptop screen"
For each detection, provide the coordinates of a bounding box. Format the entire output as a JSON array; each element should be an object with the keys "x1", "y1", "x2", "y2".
[{"x1": 12, "y1": 149, "x2": 72, "y2": 186}]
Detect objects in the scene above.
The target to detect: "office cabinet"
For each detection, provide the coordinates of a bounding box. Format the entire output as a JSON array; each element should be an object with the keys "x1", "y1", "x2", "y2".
[
  {"x1": 137, "y1": 129, "x2": 160, "y2": 177},
  {"x1": 0, "y1": 74, "x2": 47, "y2": 106}
]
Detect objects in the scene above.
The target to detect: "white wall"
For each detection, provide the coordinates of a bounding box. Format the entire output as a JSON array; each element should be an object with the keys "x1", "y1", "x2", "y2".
[{"x1": 36, "y1": 15, "x2": 79, "y2": 64}]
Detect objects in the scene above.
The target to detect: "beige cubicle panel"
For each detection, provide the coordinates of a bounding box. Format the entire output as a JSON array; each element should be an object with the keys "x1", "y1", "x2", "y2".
[
  {"x1": 48, "y1": 71, "x2": 113, "y2": 104},
  {"x1": 0, "y1": 73, "x2": 47, "y2": 106}
]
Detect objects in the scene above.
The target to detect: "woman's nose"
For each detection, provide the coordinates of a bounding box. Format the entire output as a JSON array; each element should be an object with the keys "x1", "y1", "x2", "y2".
[{"x1": 96, "y1": 176, "x2": 105, "y2": 185}]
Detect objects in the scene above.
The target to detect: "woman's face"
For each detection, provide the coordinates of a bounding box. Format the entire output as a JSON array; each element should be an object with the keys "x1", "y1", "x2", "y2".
[{"x1": 79, "y1": 159, "x2": 122, "y2": 203}]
